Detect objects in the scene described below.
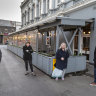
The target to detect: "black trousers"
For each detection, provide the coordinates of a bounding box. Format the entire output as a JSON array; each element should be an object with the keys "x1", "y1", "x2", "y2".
[{"x1": 24, "y1": 60, "x2": 33, "y2": 72}]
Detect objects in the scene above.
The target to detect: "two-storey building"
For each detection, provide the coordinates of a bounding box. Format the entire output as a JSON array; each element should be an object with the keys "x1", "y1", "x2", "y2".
[{"x1": 0, "y1": 19, "x2": 21, "y2": 44}]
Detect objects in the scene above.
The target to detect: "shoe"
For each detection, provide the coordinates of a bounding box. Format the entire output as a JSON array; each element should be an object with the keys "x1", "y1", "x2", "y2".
[
  {"x1": 31, "y1": 72, "x2": 36, "y2": 76},
  {"x1": 25, "y1": 71, "x2": 29, "y2": 75},
  {"x1": 55, "y1": 77, "x2": 58, "y2": 81},
  {"x1": 62, "y1": 77, "x2": 65, "y2": 81},
  {"x1": 90, "y1": 82, "x2": 96, "y2": 86}
]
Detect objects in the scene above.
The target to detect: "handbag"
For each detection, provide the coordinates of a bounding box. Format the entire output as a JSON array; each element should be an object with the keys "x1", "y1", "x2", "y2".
[{"x1": 52, "y1": 68, "x2": 63, "y2": 78}]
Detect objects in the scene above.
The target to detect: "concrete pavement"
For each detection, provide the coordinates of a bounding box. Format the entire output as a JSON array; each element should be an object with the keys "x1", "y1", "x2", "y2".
[
  {"x1": 0, "y1": 45, "x2": 7, "y2": 48},
  {"x1": 0, "y1": 47, "x2": 96, "y2": 96}
]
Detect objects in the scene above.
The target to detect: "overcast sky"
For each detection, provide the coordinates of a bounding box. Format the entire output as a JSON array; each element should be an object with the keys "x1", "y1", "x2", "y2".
[{"x1": 0, "y1": 0, "x2": 24, "y2": 22}]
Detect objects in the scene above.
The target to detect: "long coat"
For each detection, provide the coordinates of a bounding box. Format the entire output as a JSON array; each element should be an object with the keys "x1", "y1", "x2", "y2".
[
  {"x1": 0, "y1": 50, "x2": 2, "y2": 62},
  {"x1": 94, "y1": 47, "x2": 96, "y2": 68},
  {"x1": 23, "y1": 45, "x2": 33, "y2": 61},
  {"x1": 56, "y1": 49, "x2": 69, "y2": 70}
]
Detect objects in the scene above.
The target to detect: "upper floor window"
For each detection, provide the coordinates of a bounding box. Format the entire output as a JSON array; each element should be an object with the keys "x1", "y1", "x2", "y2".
[
  {"x1": 58, "y1": 0, "x2": 61, "y2": 3},
  {"x1": 47, "y1": 0, "x2": 49, "y2": 10},
  {"x1": 73, "y1": 0, "x2": 82, "y2": 4},
  {"x1": 28, "y1": 8, "x2": 30, "y2": 23},
  {"x1": 43, "y1": 0, "x2": 46, "y2": 14},
  {"x1": 32, "y1": 5, "x2": 35, "y2": 20},
  {"x1": 37, "y1": 4, "x2": 39, "y2": 17},
  {"x1": 39, "y1": 1, "x2": 41, "y2": 16},
  {"x1": 25, "y1": 11, "x2": 27, "y2": 24},
  {"x1": 12, "y1": 29, "x2": 15, "y2": 32}
]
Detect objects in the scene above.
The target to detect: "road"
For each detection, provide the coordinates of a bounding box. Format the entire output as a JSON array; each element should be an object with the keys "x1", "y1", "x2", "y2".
[{"x1": 0, "y1": 46, "x2": 96, "y2": 96}]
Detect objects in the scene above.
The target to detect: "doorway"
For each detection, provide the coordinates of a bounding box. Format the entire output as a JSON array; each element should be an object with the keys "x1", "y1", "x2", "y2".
[
  {"x1": 82, "y1": 35, "x2": 90, "y2": 60},
  {"x1": 74, "y1": 32, "x2": 90, "y2": 60}
]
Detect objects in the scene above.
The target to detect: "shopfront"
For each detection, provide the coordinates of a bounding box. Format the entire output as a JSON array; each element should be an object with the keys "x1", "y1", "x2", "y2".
[
  {"x1": 8, "y1": 17, "x2": 87, "y2": 55},
  {"x1": 8, "y1": 17, "x2": 92, "y2": 59},
  {"x1": 8, "y1": 30, "x2": 37, "y2": 51}
]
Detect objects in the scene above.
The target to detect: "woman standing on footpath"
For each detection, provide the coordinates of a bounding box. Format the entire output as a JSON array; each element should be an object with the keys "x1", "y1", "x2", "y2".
[{"x1": 55, "y1": 43, "x2": 69, "y2": 81}]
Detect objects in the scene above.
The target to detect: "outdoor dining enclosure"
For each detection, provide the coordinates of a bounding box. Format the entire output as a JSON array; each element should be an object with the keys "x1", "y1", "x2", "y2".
[{"x1": 7, "y1": 17, "x2": 86, "y2": 75}]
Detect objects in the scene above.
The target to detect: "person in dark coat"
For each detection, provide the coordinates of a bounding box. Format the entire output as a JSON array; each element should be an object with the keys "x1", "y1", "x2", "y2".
[
  {"x1": 90, "y1": 47, "x2": 96, "y2": 86},
  {"x1": 23, "y1": 42, "x2": 35, "y2": 76},
  {"x1": 55, "y1": 43, "x2": 69, "y2": 81},
  {"x1": 0, "y1": 49, "x2": 2, "y2": 63}
]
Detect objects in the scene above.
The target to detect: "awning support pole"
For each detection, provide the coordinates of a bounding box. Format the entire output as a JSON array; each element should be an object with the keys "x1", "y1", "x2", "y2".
[
  {"x1": 36, "y1": 30, "x2": 39, "y2": 53},
  {"x1": 56, "y1": 25, "x2": 60, "y2": 51},
  {"x1": 78, "y1": 27, "x2": 82, "y2": 55}
]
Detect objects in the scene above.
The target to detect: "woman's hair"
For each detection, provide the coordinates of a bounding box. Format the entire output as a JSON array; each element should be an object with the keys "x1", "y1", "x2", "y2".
[
  {"x1": 25, "y1": 42, "x2": 30, "y2": 45},
  {"x1": 59, "y1": 42, "x2": 67, "y2": 51}
]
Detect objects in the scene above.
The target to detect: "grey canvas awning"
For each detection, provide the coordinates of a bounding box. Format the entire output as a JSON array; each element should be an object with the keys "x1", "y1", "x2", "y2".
[
  {"x1": 9, "y1": 16, "x2": 86, "y2": 35},
  {"x1": 39, "y1": 17, "x2": 86, "y2": 31},
  {"x1": 58, "y1": 17, "x2": 85, "y2": 26}
]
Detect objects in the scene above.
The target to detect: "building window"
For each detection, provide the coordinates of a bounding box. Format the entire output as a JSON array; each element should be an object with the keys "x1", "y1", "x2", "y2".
[
  {"x1": 24, "y1": 14, "x2": 26, "y2": 25},
  {"x1": 28, "y1": 8, "x2": 30, "y2": 23},
  {"x1": 33, "y1": 6, "x2": 35, "y2": 19},
  {"x1": 73, "y1": 0, "x2": 81, "y2": 4},
  {"x1": 32, "y1": 8, "x2": 34, "y2": 20},
  {"x1": 39, "y1": 1, "x2": 41, "y2": 16},
  {"x1": 47, "y1": 0, "x2": 49, "y2": 10},
  {"x1": 58, "y1": 0, "x2": 61, "y2": 3},
  {"x1": 23, "y1": 14, "x2": 25, "y2": 25},
  {"x1": 5, "y1": 29, "x2": 8, "y2": 32},
  {"x1": 25, "y1": 11, "x2": 26, "y2": 25},
  {"x1": 37, "y1": 4, "x2": 39, "y2": 17},
  {"x1": 32, "y1": 5, "x2": 35, "y2": 20},
  {"x1": 12, "y1": 29, "x2": 14, "y2": 32},
  {"x1": 43, "y1": 0, "x2": 46, "y2": 13}
]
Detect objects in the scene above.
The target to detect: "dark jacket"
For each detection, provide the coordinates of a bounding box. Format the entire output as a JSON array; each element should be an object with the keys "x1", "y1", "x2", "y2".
[
  {"x1": 94, "y1": 47, "x2": 96, "y2": 68},
  {"x1": 23, "y1": 45, "x2": 33, "y2": 61},
  {"x1": 56, "y1": 49, "x2": 69, "y2": 70},
  {"x1": 0, "y1": 50, "x2": 2, "y2": 62}
]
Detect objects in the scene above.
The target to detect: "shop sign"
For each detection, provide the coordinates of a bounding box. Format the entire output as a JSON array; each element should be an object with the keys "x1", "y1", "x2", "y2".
[{"x1": 4, "y1": 33, "x2": 8, "y2": 36}]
